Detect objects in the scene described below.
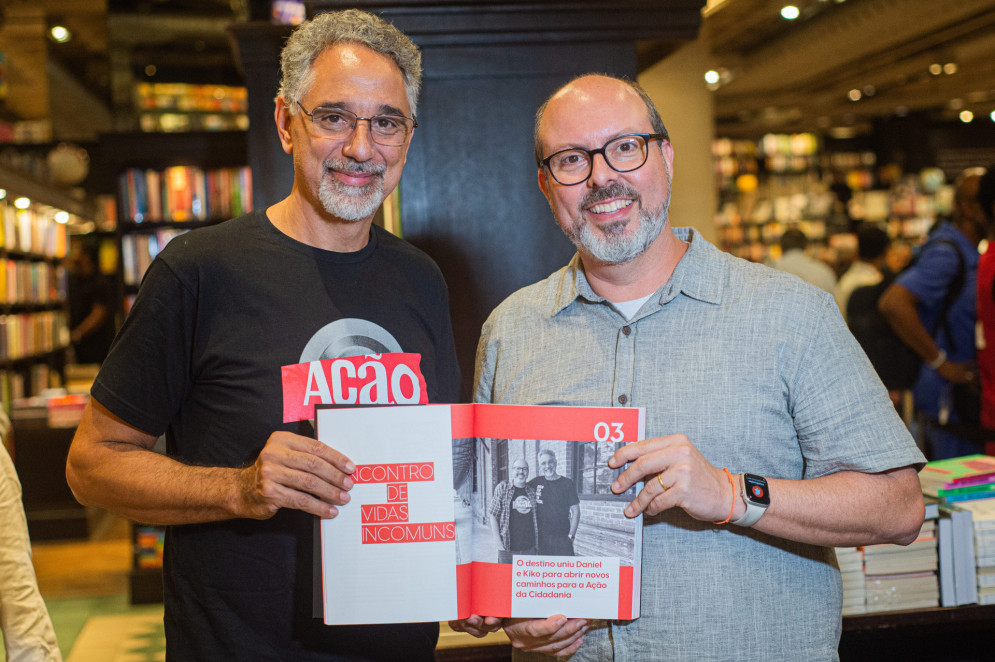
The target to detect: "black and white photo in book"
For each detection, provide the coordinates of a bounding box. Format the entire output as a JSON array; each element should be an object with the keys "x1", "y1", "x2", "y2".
[{"x1": 466, "y1": 438, "x2": 639, "y2": 566}]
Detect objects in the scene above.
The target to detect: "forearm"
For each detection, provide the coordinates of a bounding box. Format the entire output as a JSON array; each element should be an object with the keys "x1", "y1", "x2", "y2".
[
  {"x1": 750, "y1": 467, "x2": 924, "y2": 547},
  {"x1": 878, "y1": 285, "x2": 941, "y2": 363},
  {"x1": 67, "y1": 441, "x2": 247, "y2": 526},
  {"x1": 71, "y1": 304, "x2": 109, "y2": 342},
  {"x1": 66, "y1": 399, "x2": 250, "y2": 526}
]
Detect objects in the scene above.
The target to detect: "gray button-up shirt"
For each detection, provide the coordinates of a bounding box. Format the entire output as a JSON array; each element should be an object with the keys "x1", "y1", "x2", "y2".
[{"x1": 475, "y1": 227, "x2": 926, "y2": 661}]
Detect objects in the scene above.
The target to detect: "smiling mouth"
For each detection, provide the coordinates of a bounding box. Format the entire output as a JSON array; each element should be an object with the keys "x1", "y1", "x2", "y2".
[{"x1": 588, "y1": 199, "x2": 633, "y2": 215}]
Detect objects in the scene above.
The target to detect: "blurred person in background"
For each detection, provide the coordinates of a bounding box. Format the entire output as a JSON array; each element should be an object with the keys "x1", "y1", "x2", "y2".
[
  {"x1": 1, "y1": 412, "x2": 62, "y2": 661},
  {"x1": 973, "y1": 166, "x2": 995, "y2": 450},
  {"x1": 838, "y1": 225, "x2": 890, "y2": 319},
  {"x1": 67, "y1": 239, "x2": 116, "y2": 365},
  {"x1": 879, "y1": 168, "x2": 988, "y2": 459},
  {"x1": 772, "y1": 228, "x2": 841, "y2": 307}
]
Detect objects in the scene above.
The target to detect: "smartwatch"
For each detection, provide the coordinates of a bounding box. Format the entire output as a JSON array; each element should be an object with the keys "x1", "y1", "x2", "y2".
[{"x1": 731, "y1": 473, "x2": 769, "y2": 527}]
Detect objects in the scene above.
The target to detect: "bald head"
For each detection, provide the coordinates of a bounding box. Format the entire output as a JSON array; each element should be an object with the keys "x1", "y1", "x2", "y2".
[{"x1": 534, "y1": 74, "x2": 668, "y2": 166}]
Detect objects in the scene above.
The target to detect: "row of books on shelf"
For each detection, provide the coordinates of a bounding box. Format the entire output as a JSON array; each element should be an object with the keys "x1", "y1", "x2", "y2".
[
  {"x1": 118, "y1": 165, "x2": 253, "y2": 224},
  {"x1": 0, "y1": 311, "x2": 68, "y2": 362},
  {"x1": 0, "y1": 364, "x2": 61, "y2": 413},
  {"x1": 0, "y1": 203, "x2": 70, "y2": 258},
  {"x1": 0, "y1": 260, "x2": 67, "y2": 306},
  {"x1": 121, "y1": 229, "x2": 190, "y2": 287}
]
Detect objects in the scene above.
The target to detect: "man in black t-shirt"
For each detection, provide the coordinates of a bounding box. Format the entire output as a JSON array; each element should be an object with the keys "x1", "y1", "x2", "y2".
[
  {"x1": 489, "y1": 457, "x2": 538, "y2": 563},
  {"x1": 528, "y1": 449, "x2": 580, "y2": 555},
  {"x1": 65, "y1": 11, "x2": 460, "y2": 662}
]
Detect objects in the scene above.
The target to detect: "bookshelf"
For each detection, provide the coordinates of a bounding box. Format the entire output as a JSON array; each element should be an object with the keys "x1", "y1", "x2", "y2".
[
  {"x1": 96, "y1": 131, "x2": 251, "y2": 315},
  {"x1": 0, "y1": 165, "x2": 75, "y2": 411}
]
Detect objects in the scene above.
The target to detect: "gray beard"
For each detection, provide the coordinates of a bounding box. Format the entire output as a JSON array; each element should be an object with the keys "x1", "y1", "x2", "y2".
[
  {"x1": 562, "y1": 179, "x2": 672, "y2": 265},
  {"x1": 318, "y1": 160, "x2": 386, "y2": 222}
]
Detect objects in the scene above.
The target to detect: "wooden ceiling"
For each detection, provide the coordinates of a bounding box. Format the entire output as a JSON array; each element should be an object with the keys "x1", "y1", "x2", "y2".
[
  {"x1": 5, "y1": 0, "x2": 995, "y2": 140},
  {"x1": 700, "y1": 0, "x2": 995, "y2": 138}
]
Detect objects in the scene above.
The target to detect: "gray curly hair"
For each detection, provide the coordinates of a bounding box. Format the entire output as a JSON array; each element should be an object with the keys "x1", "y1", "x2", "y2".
[{"x1": 278, "y1": 9, "x2": 422, "y2": 118}]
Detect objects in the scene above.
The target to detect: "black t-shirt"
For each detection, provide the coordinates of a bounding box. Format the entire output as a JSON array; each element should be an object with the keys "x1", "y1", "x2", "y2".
[
  {"x1": 508, "y1": 486, "x2": 535, "y2": 552},
  {"x1": 528, "y1": 475, "x2": 579, "y2": 539},
  {"x1": 91, "y1": 211, "x2": 461, "y2": 661}
]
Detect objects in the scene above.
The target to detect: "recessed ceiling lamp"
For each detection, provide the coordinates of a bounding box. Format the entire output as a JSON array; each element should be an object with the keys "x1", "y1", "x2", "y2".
[
  {"x1": 991, "y1": 110, "x2": 995, "y2": 123},
  {"x1": 704, "y1": 70, "x2": 721, "y2": 85},
  {"x1": 929, "y1": 63, "x2": 943, "y2": 76},
  {"x1": 781, "y1": 5, "x2": 800, "y2": 19},
  {"x1": 960, "y1": 110, "x2": 974, "y2": 123},
  {"x1": 863, "y1": 85, "x2": 876, "y2": 96},
  {"x1": 848, "y1": 89, "x2": 862, "y2": 101},
  {"x1": 55, "y1": 211, "x2": 70, "y2": 224},
  {"x1": 14, "y1": 197, "x2": 30, "y2": 210},
  {"x1": 49, "y1": 26, "x2": 71, "y2": 43},
  {"x1": 944, "y1": 63, "x2": 958, "y2": 75},
  {"x1": 0, "y1": 189, "x2": 6, "y2": 200}
]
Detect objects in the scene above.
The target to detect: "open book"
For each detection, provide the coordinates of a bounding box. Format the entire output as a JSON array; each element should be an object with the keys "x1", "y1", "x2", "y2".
[{"x1": 315, "y1": 403, "x2": 644, "y2": 625}]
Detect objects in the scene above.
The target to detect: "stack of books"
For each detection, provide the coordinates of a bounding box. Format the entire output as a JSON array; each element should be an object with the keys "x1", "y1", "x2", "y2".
[
  {"x1": 836, "y1": 547, "x2": 866, "y2": 615},
  {"x1": 862, "y1": 519, "x2": 940, "y2": 613},
  {"x1": 948, "y1": 498, "x2": 995, "y2": 605},
  {"x1": 920, "y1": 455, "x2": 995, "y2": 504}
]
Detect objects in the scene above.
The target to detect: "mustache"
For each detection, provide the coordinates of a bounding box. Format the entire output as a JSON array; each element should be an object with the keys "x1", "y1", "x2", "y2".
[
  {"x1": 323, "y1": 159, "x2": 387, "y2": 178},
  {"x1": 581, "y1": 181, "x2": 640, "y2": 208}
]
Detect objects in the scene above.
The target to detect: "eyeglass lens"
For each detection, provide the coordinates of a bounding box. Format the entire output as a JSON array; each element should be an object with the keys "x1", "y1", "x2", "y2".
[
  {"x1": 549, "y1": 135, "x2": 651, "y2": 185},
  {"x1": 307, "y1": 107, "x2": 412, "y2": 146}
]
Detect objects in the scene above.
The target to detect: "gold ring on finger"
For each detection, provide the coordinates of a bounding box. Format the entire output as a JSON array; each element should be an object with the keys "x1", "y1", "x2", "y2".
[{"x1": 657, "y1": 473, "x2": 668, "y2": 491}]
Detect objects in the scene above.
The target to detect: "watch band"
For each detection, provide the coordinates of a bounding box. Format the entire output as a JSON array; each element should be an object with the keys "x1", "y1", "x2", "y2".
[{"x1": 731, "y1": 473, "x2": 769, "y2": 527}]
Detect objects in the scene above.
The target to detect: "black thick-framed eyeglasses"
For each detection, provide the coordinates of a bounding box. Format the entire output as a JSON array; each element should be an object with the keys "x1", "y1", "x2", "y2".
[
  {"x1": 539, "y1": 133, "x2": 666, "y2": 186},
  {"x1": 295, "y1": 101, "x2": 417, "y2": 146}
]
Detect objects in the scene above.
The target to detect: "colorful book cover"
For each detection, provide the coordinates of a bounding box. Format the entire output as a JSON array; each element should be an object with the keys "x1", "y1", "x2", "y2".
[
  {"x1": 315, "y1": 402, "x2": 644, "y2": 625},
  {"x1": 919, "y1": 455, "x2": 995, "y2": 497}
]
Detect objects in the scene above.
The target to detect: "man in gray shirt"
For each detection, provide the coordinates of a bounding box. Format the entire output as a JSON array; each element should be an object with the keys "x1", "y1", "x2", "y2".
[{"x1": 452, "y1": 74, "x2": 926, "y2": 661}]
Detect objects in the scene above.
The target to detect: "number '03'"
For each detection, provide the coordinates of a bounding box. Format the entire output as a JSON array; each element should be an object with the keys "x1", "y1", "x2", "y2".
[{"x1": 593, "y1": 422, "x2": 625, "y2": 443}]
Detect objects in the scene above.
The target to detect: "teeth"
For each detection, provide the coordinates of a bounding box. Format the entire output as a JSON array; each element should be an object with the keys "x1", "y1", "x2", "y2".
[{"x1": 590, "y1": 199, "x2": 633, "y2": 214}]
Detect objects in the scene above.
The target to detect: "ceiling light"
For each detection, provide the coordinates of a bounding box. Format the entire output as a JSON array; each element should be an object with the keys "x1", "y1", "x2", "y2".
[
  {"x1": 49, "y1": 26, "x2": 71, "y2": 43},
  {"x1": 14, "y1": 197, "x2": 30, "y2": 210},
  {"x1": 960, "y1": 110, "x2": 974, "y2": 123},
  {"x1": 781, "y1": 5, "x2": 800, "y2": 19},
  {"x1": 55, "y1": 211, "x2": 70, "y2": 224},
  {"x1": 145, "y1": 64, "x2": 157, "y2": 77},
  {"x1": 991, "y1": 110, "x2": 995, "y2": 123},
  {"x1": 704, "y1": 70, "x2": 721, "y2": 85},
  {"x1": 929, "y1": 63, "x2": 943, "y2": 76},
  {"x1": 863, "y1": 85, "x2": 876, "y2": 97},
  {"x1": 0, "y1": 189, "x2": 6, "y2": 200},
  {"x1": 848, "y1": 89, "x2": 862, "y2": 101},
  {"x1": 944, "y1": 62, "x2": 958, "y2": 75}
]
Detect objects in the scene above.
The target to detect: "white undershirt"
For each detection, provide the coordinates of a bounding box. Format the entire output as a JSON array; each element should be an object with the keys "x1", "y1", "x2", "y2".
[{"x1": 610, "y1": 293, "x2": 654, "y2": 320}]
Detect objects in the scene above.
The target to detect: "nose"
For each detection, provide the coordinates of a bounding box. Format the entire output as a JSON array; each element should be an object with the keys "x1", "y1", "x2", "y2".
[
  {"x1": 587, "y1": 151, "x2": 617, "y2": 187},
  {"x1": 341, "y1": 119, "x2": 376, "y2": 162}
]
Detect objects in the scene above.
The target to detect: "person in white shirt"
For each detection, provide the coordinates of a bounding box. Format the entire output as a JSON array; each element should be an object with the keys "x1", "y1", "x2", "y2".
[
  {"x1": 838, "y1": 225, "x2": 890, "y2": 320},
  {"x1": 0, "y1": 411, "x2": 62, "y2": 662},
  {"x1": 773, "y1": 228, "x2": 840, "y2": 306}
]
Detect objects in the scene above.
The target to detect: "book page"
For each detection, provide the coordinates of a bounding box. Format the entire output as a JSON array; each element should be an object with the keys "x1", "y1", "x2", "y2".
[{"x1": 317, "y1": 405, "x2": 457, "y2": 624}]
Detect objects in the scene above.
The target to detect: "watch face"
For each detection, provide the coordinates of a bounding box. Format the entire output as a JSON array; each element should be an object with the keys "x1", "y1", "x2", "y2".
[{"x1": 743, "y1": 474, "x2": 770, "y2": 506}]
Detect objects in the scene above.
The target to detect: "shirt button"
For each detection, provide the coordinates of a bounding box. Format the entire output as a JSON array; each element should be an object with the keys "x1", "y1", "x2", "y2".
[
  {"x1": 618, "y1": 394, "x2": 628, "y2": 405},
  {"x1": 622, "y1": 325, "x2": 632, "y2": 336}
]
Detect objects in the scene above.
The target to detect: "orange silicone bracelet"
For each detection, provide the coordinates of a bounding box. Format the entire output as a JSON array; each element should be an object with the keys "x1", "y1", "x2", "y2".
[{"x1": 712, "y1": 467, "x2": 736, "y2": 525}]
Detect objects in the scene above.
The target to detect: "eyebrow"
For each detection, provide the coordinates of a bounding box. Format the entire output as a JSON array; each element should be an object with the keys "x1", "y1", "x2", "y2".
[{"x1": 314, "y1": 101, "x2": 409, "y2": 117}]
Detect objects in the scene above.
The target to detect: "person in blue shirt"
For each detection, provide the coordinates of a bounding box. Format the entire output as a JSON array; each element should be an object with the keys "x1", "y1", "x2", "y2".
[{"x1": 880, "y1": 168, "x2": 988, "y2": 458}]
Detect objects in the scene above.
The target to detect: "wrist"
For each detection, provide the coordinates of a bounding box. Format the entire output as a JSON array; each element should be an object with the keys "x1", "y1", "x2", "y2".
[{"x1": 927, "y1": 349, "x2": 947, "y2": 370}]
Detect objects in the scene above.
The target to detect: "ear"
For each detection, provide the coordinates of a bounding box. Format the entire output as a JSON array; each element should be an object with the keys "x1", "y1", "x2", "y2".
[
  {"x1": 660, "y1": 140, "x2": 675, "y2": 175},
  {"x1": 274, "y1": 99, "x2": 294, "y2": 155},
  {"x1": 538, "y1": 167, "x2": 550, "y2": 198}
]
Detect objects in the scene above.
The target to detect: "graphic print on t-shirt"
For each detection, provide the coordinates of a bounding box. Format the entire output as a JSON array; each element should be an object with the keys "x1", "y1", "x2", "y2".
[{"x1": 281, "y1": 318, "x2": 428, "y2": 423}]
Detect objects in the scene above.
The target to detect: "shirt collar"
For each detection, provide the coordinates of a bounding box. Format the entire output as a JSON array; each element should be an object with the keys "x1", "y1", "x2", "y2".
[{"x1": 550, "y1": 226, "x2": 726, "y2": 317}]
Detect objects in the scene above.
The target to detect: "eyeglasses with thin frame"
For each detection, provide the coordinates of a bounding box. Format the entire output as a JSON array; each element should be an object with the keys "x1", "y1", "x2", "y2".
[
  {"x1": 295, "y1": 101, "x2": 417, "y2": 147},
  {"x1": 539, "y1": 133, "x2": 666, "y2": 186}
]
